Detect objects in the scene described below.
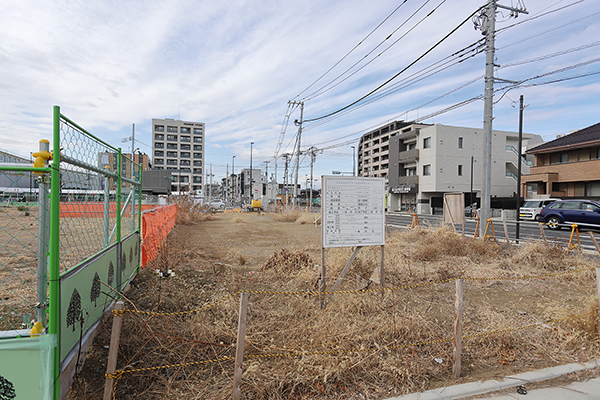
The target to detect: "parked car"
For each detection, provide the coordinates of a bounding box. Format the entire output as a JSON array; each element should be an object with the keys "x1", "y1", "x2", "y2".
[
  {"x1": 537, "y1": 199, "x2": 600, "y2": 230},
  {"x1": 519, "y1": 198, "x2": 560, "y2": 221},
  {"x1": 464, "y1": 203, "x2": 479, "y2": 217},
  {"x1": 208, "y1": 200, "x2": 225, "y2": 209}
]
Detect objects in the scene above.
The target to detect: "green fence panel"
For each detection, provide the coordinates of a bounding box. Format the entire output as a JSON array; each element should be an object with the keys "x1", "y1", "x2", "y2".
[
  {"x1": 59, "y1": 243, "x2": 118, "y2": 364},
  {"x1": 0, "y1": 334, "x2": 56, "y2": 400},
  {"x1": 120, "y1": 232, "x2": 140, "y2": 291}
]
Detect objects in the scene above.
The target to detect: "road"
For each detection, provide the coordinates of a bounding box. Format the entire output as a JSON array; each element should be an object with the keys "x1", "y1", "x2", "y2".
[{"x1": 386, "y1": 212, "x2": 600, "y2": 253}]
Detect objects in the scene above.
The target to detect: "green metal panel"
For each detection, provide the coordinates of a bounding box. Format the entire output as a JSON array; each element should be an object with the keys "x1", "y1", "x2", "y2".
[
  {"x1": 120, "y1": 232, "x2": 140, "y2": 291},
  {"x1": 0, "y1": 335, "x2": 56, "y2": 400},
  {"x1": 59, "y1": 244, "x2": 118, "y2": 364}
]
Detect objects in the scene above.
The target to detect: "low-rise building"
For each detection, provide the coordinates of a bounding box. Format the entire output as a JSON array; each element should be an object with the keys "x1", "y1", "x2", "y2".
[
  {"x1": 522, "y1": 122, "x2": 600, "y2": 198},
  {"x1": 357, "y1": 122, "x2": 542, "y2": 213}
]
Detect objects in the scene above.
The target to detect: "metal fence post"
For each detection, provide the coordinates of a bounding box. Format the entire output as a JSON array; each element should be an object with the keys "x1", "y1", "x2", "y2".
[
  {"x1": 36, "y1": 175, "x2": 50, "y2": 325},
  {"x1": 49, "y1": 105, "x2": 62, "y2": 400},
  {"x1": 116, "y1": 149, "x2": 122, "y2": 244}
]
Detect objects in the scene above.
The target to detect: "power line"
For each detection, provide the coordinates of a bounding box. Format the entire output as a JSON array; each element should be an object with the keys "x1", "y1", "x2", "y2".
[
  {"x1": 303, "y1": 6, "x2": 484, "y2": 123},
  {"x1": 292, "y1": 0, "x2": 410, "y2": 101},
  {"x1": 301, "y1": 0, "x2": 440, "y2": 102},
  {"x1": 496, "y1": 0, "x2": 586, "y2": 34},
  {"x1": 303, "y1": 40, "x2": 485, "y2": 131}
]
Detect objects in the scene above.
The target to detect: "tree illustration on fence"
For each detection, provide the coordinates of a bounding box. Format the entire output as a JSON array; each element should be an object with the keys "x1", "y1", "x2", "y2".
[
  {"x1": 108, "y1": 261, "x2": 114, "y2": 287},
  {"x1": 90, "y1": 272, "x2": 101, "y2": 307},
  {"x1": 122, "y1": 253, "x2": 126, "y2": 272},
  {"x1": 129, "y1": 246, "x2": 133, "y2": 264},
  {"x1": 66, "y1": 288, "x2": 82, "y2": 332},
  {"x1": 0, "y1": 375, "x2": 16, "y2": 400}
]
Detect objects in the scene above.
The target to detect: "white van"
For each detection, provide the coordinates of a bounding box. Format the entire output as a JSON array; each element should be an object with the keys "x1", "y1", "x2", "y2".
[{"x1": 519, "y1": 198, "x2": 560, "y2": 221}]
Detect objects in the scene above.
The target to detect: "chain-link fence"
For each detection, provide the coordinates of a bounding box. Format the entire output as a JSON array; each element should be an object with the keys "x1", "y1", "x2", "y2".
[
  {"x1": 58, "y1": 117, "x2": 140, "y2": 272},
  {"x1": 0, "y1": 168, "x2": 50, "y2": 332},
  {"x1": 0, "y1": 111, "x2": 141, "y2": 336}
]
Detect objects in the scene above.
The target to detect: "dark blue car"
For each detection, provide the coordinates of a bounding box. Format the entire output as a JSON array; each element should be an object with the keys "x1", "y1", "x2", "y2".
[{"x1": 537, "y1": 199, "x2": 600, "y2": 230}]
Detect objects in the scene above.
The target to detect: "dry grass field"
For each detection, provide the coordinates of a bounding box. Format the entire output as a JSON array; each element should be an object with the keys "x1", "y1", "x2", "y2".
[{"x1": 70, "y1": 210, "x2": 600, "y2": 399}]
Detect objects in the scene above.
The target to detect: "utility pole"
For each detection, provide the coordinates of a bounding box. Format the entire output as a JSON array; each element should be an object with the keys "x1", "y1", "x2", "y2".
[
  {"x1": 516, "y1": 95, "x2": 524, "y2": 241},
  {"x1": 283, "y1": 153, "x2": 291, "y2": 207},
  {"x1": 306, "y1": 147, "x2": 321, "y2": 212},
  {"x1": 478, "y1": 0, "x2": 527, "y2": 238},
  {"x1": 290, "y1": 101, "x2": 304, "y2": 207},
  {"x1": 209, "y1": 163, "x2": 213, "y2": 200},
  {"x1": 226, "y1": 163, "x2": 229, "y2": 203}
]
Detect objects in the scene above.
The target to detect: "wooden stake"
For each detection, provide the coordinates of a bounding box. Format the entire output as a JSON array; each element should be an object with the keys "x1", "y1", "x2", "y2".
[
  {"x1": 453, "y1": 279, "x2": 463, "y2": 379},
  {"x1": 233, "y1": 292, "x2": 249, "y2": 400},
  {"x1": 538, "y1": 223, "x2": 547, "y2": 243},
  {"x1": 588, "y1": 232, "x2": 600, "y2": 254},
  {"x1": 596, "y1": 268, "x2": 600, "y2": 342},
  {"x1": 380, "y1": 245, "x2": 385, "y2": 295},
  {"x1": 329, "y1": 246, "x2": 362, "y2": 298},
  {"x1": 103, "y1": 301, "x2": 124, "y2": 400},
  {"x1": 320, "y1": 247, "x2": 326, "y2": 309},
  {"x1": 502, "y1": 221, "x2": 510, "y2": 244}
]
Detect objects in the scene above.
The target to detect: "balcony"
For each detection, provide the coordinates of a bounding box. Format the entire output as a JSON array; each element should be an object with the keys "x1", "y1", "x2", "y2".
[
  {"x1": 397, "y1": 175, "x2": 419, "y2": 185},
  {"x1": 398, "y1": 148, "x2": 419, "y2": 163}
]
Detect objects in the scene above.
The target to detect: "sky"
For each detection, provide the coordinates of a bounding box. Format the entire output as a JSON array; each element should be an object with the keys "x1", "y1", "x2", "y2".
[{"x1": 1, "y1": 0, "x2": 599, "y2": 188}]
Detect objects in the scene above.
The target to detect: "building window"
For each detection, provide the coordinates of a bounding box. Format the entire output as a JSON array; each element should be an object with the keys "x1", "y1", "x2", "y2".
[
  {"x1": 193, "y1": 136, "x2": 203, "y2": 143},
  {"x1": 458, "y1": 137, "x2": 463, "y2": 149},
  {"x1": 154, "y1": 133, "x2": 164, "y2": 141},
  {"x1": 180, "y1": 160, "x2": 190, "y2": 166},
  {"x1": 154, "y1": 158, "x2": 164, "y2": 165},
  {"x1": 193, "y1": 160, "x2": 203, "y2": 166},
  {"x1": 180, "y1": 136, "x2": 191, "y2": 142},
  {"x1": 180, "y1": 176, "x2": 189, "y2": 183},
  {"x1": 154, "y1": 150, "x2": 164, "y2": 157},
  {"x1": 407, "y1": 142, "x2": 416, "y2": 150},
  {"x1": 193, "y1": 128, "x2": 203, "y2": 135},
  {"x1": 155, "y1": 125, "x2": 165, "y2": 132},
  {"x1": 167, "y1": 126, "x2": 177, "y2": 133},
  {"x1": 180, "y1": 127, "x2": 191, "y2": 133},
  {"x1": 423, "y1": 164, "x2": 431, "y2": 175},
  {"x1": 167, "y1": 134, "x2": 177, "y2": 141},
  {"x1": 193, "y1": 168, "x2": 203, "y2": 175},
  {"x1": 423, "y1": 137, "x2": 431, "y2": 149},
  {"x1": 193, "y1": 153, "x2": 202, "y2": 159},
  {"x1": 181, "y1": 144, "x2": 190, "y2": 150},
  {"x1": 154, "y1": 142, "x2": 164, "y2": 148},
  {"x1": 180, "y1": 168, "x2": 191, "y2": 173},
  {"x1": 193, "y1": 176, "x2": 203, "y2": 184},
  {"x1": 167, "y1": 151, "x2": 177, "y2": 158},
  {"x1": 180, "y1": 152, "x2": 190, "y2": 158},
  {"x1": 167, "y1": 143, "x2": 177, "y2": 149},
  {"x1": 458, "y1": 165, "x2": 463, "y2": 176},
  {"x1": 193, "y1": 145, "x2": 202, "y2": 151},
  {"x1": 167, "y1": 159, "x2": 178, "y2": 166},
  {"x1": 405, "y1": 168, "x2": 416, "y2": 176},
  {"x1": 560, "y1": 153, "x2": 568, "y2": 163}
]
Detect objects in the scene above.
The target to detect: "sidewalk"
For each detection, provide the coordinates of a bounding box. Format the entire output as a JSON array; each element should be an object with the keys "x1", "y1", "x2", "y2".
[{"x1": 386, "y1": 359, "x2": 600, "y2": 400}]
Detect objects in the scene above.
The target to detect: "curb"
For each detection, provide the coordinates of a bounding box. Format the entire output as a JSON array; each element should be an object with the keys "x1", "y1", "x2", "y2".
[{"x1": 385, "y1": 359, "x2": 600, "y2": 400}]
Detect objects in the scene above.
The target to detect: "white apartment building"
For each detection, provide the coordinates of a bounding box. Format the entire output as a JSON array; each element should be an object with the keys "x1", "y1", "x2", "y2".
[
  {"x1": 152, "y1": 118, "x2": 205, "y2": 194},
  {"x1": 386, "y1": 123, "x2": 543, "y2": 213}
]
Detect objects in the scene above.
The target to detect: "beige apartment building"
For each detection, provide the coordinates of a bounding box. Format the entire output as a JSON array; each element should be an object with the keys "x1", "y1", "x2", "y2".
[{"x1": 152, "y1": 118, "x2": 205, "y2": 194}]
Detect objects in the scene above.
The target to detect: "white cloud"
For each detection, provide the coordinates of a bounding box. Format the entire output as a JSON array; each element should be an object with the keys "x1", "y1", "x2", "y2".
[{"x1": 0, "y1": 0, "x2": 599, "y2": 179}]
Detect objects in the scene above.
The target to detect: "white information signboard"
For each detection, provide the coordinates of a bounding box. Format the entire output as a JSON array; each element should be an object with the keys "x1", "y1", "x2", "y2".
[{"x1": 322, "y1": 176, "x2": 385, "y2": 248}]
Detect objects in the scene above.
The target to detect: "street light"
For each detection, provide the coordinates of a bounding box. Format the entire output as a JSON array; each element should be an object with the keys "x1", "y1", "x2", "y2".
[
  {"x1": 351, "y1": 146, "x2": 356, "y2": 176},
  {"x1": 250, "y1": 142, "x2": 254, "y2": 200}
]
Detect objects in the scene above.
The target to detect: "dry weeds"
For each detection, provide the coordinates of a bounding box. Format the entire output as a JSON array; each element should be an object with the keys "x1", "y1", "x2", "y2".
[{"x1": 70, "y1": 212, "x2": 600, "y2": 400}]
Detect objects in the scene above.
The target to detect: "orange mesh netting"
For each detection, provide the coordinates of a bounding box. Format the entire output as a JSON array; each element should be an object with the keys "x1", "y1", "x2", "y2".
[{"x1": 142, "y1": 204, "x2": 177, "y2": 267}]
